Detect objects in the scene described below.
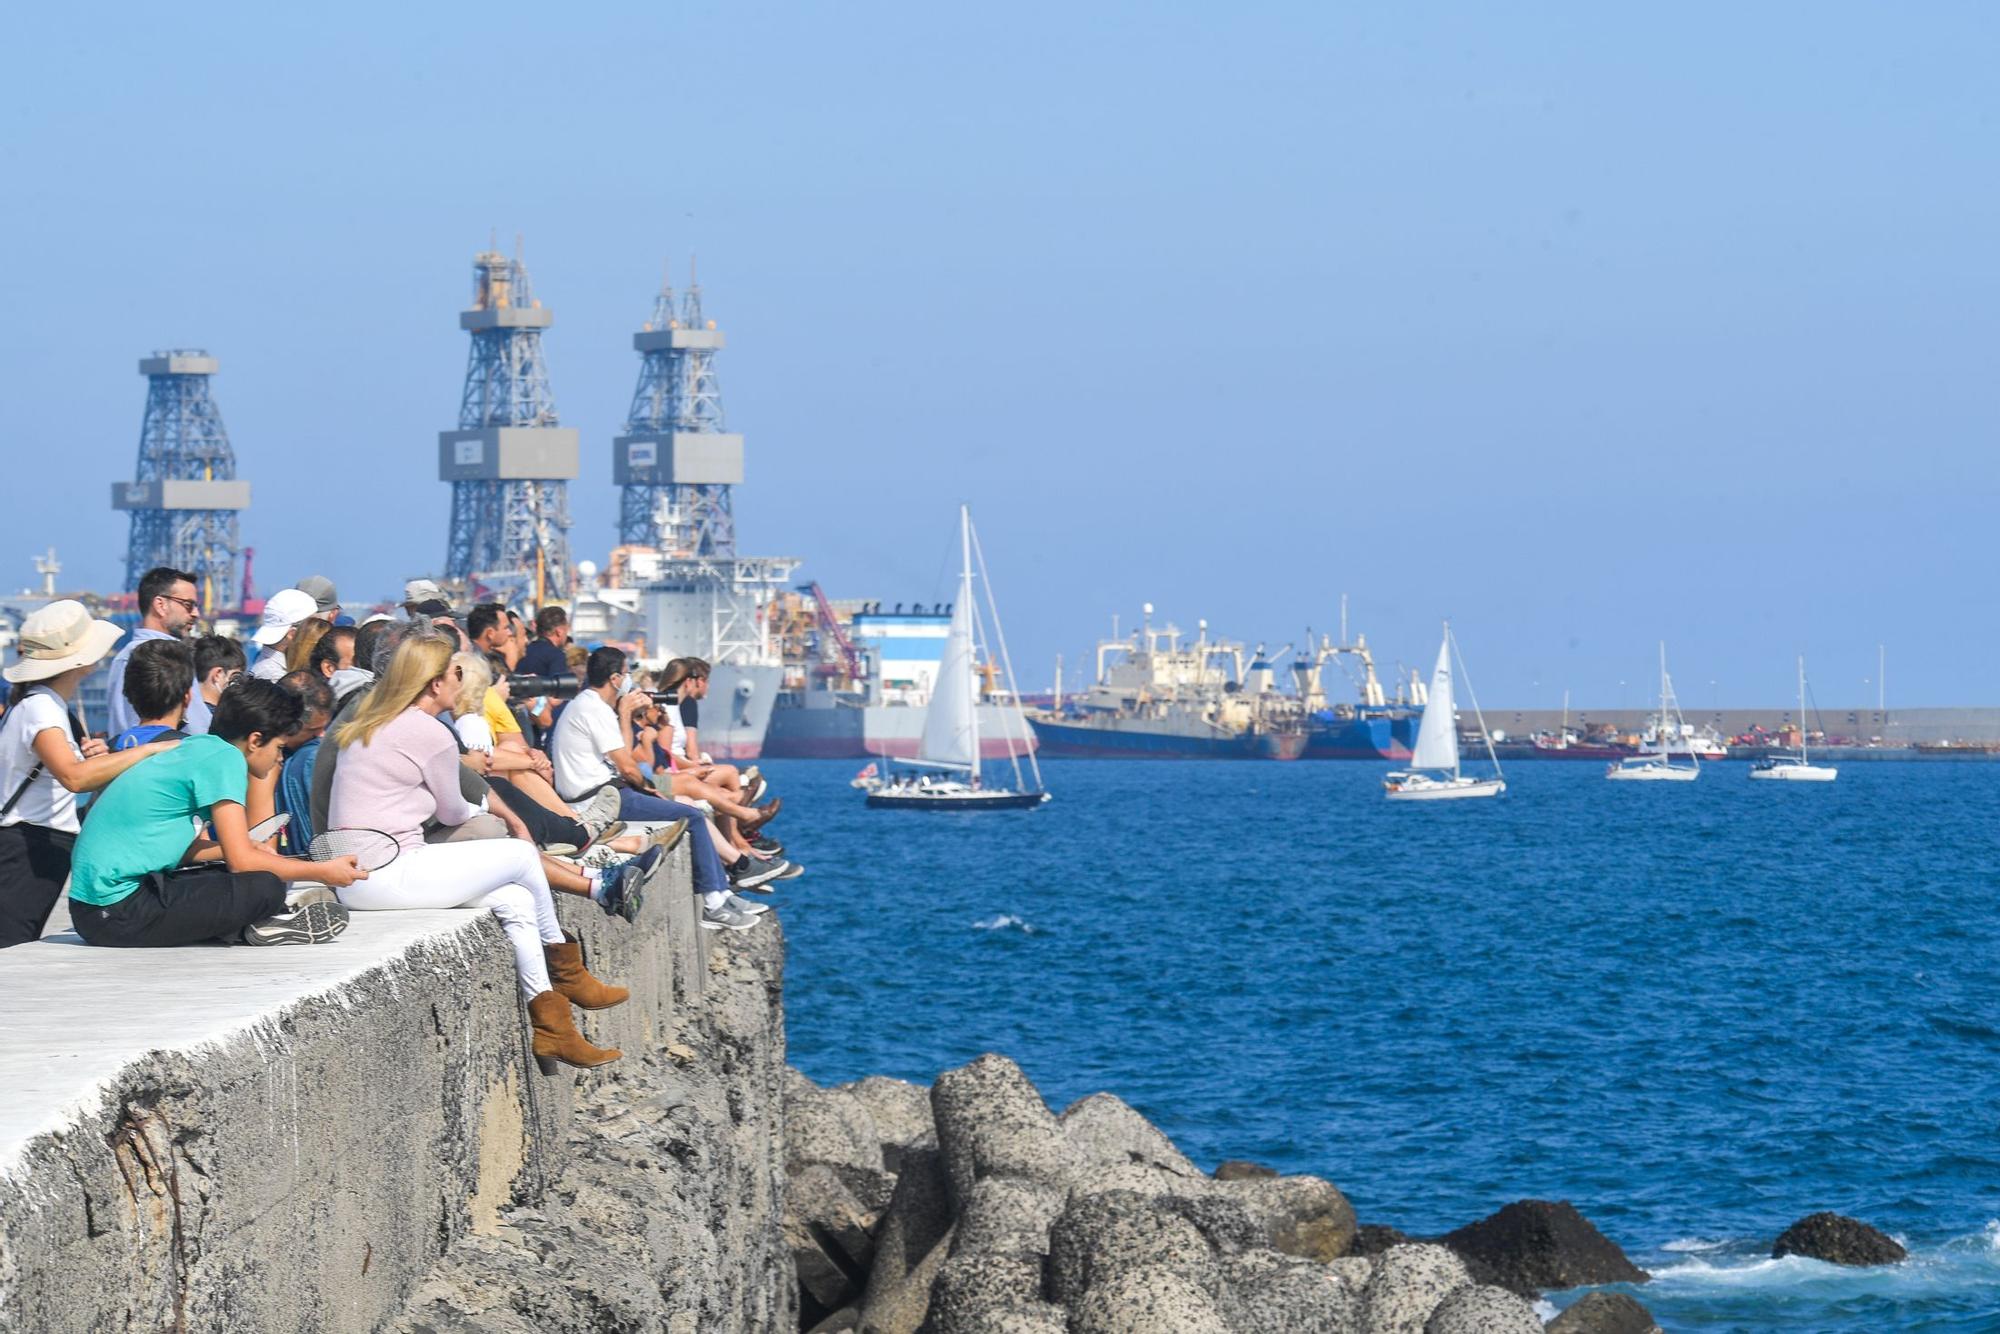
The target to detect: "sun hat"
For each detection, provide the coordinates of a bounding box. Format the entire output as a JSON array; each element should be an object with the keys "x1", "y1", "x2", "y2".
[
  {"x1": 3, "y1": 600, "x2": 124, "y2": 683},
  {"x1": 295, "y1": 575, "x2": 339, "y2": 615},
  {"x1": 252, "y1": 587, "x2": 318, "y2": 646}
]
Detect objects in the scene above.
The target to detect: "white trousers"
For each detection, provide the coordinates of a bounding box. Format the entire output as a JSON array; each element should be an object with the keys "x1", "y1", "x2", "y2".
[{"x1": 337, "y1": 839, "x2": 561, "y2": 999}]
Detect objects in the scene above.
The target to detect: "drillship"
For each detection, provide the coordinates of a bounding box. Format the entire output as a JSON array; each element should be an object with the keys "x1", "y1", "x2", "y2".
[
  {"x1": 764, "y1": 590, "x2": 1038, "y2": 759},
  {"x1": 1027, "y1": 608, "x2": 1308, "y2": 759}
]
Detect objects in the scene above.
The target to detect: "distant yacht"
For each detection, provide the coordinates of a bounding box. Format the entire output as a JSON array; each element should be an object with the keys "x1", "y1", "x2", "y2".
[
  {"x1": 1383, "y1": 623, "x2": 1505, "y2": 801},
  {"x1": 1750, "y1": 657, "x2": 1838, "y2": 783},
  {"x1": 1607, "y1": 643, "x2": 1700, "y2": 782},
  {"x1": 863, "y1": 506, "x2": 1049, "y2": 811}
]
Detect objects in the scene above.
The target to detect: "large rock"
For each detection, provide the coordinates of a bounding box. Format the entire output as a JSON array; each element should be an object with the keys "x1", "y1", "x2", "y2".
[
  {"x1": 1352, "y1": 1223, "x2": 1415, "y2": 1256},
  {"x1": 1213, "y1": 1159, "x2": 1280, "y2": 1182},
  {"x1": 857, "y1": 1149, "x2": 954, "y2": 1334},
  {"x1": 1071, "y1": 1265, "x2": 1232, "y2": 1334},
  {"x1": 788, "y1": 1069, "x2": 895, "y2": 1211},
  {"x1": 1422, "y1": 1283, "x2": 1543, "y2": 1334},
  {"x1": 1047, "y1": 1190, "x2": 1220, "y2": 1307},
  {"x1": 930, "y1": 1054, "x2": 1083, "y2": 1207},
  {"x1": 785, "y1": 1164, "x2": 880, "y2": 1314},
  {"x1": 840, "y1": 1074, "x2": 937, "y2": 1173},
  {"x1": 925, "y1": 1250, "x2": 1046, "y2": 1334},
  {"x1": 1218, "y1": 1174, "x2": 1358, "y2": 1262},
  {"x1": 951, "y1": 1175, "x2": 1068, "y2": 1257},
  {"x1": 1360, "y1": 1243, "x2": 1472, "y2": 1334},
  {"x1": 1546, "y1": 1291, "x2": 1665, "y2": 1334},
  {"x1": 1060, "y1": 1092, "x2": 1203, "y2": 1178},
  {"x1": 1439, "y1": 1200, "x2": 1648, "y2": 1296},
  {"x1": 1214, "y1": 1248, "x2": 1360, "y2": 1333},
  {"x1": 1771, "y1": 1211, "x2": 1907, "y2": 1266}
]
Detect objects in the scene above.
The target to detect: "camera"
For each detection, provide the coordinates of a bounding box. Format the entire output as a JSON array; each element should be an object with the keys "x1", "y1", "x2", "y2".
[{"x1": 505, "y1": 674, "x2": 582, "y2": 701}]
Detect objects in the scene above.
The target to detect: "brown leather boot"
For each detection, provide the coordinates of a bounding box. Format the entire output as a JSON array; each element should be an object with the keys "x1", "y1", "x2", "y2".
[
  {"x1": 544, "y1": 936, "x2": 630, "y2": 1010},
  {"x1": 529, "y1": 991, "x2": 621, "y2": 1074}
]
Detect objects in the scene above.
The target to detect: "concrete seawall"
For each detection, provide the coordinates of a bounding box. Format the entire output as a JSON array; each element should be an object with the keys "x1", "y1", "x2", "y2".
[{"x1": 0, "y1": 849, "x2": 792, "y2": 1333}]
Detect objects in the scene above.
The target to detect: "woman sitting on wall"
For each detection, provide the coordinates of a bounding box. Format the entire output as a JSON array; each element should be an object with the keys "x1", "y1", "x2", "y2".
[{"x1": 327, "y1": 632, "x2": 627, "y2": 1073}]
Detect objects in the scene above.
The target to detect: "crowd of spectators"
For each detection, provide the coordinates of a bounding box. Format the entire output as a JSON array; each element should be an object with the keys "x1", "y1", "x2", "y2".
[{"x1": 0, "y1": 566, "x2": 800, "y2": 1075}]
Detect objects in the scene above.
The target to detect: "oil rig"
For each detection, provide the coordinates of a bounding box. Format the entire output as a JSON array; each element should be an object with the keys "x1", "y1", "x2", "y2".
[
  {"x1": 439, "y1": 245, "x2": 576, "y2": 603},
  {"x1": 113, "y1": 350, "x2": 248, "y2": 613}
]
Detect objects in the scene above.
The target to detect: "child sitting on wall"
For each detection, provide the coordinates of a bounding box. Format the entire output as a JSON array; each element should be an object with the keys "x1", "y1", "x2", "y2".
[{"x1": 111, "y1": 639, "x2": 196, "y2": 751}]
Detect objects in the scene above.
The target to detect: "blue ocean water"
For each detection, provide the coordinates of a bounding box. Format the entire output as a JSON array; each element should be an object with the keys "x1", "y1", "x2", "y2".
[{"x1": 772, "y1": 758, "x2": 2000, "y2": 1332}]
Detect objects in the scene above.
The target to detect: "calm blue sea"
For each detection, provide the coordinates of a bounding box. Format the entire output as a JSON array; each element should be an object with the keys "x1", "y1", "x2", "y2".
[{"x1": 772, "y1": 757, "x2": 2000, "y2": 1332}]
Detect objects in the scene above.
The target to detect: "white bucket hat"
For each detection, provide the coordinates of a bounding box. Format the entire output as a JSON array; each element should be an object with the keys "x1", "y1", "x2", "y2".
[
  {"x1": 252, "y1": 587, "x2": 318, "y2": 646},
  {"x1": 3, "y1": 600, "x2": 124, "y2": 683}
]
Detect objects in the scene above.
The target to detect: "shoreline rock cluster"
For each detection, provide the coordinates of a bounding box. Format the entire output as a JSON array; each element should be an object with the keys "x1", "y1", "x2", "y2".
[{"x1": 783, "y1": 1054, "x2": 1663, "y2": 1333}]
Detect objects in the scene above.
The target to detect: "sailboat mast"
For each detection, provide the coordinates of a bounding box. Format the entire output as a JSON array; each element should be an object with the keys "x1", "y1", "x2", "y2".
[
  {"x1": 1798, "y1": 656, "x2": 1808, "y2": 764},
  {"x1": 960, "y1": 504, "x2": 980, "y2": 782}
]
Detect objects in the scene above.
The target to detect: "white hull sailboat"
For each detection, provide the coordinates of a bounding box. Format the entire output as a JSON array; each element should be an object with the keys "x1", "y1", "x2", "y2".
[
  {"x1": 1384, "y1": 624, "x2": 1505, "y2": 802},
  {"x1": 864, "y1": 506, "x2": 1050, "y2": 811},
  {"x1": 1750, "y1": 657, "x2": 1837, "y2": 782},
  {"x1": 1607, "y1": 644, "x2": 1700, "y2": 783}
]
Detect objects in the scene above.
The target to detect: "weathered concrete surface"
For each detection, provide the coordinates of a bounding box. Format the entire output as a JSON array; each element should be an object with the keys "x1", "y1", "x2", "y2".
[{"x1": 0, "y1": 842, "x2": 791, "y2": 1334}]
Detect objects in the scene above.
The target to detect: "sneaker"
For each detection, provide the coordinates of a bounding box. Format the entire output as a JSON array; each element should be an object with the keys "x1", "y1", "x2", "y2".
[
  {"x1": 577, "y1": 785, "x2": 623, "y2": 838},
  {"x1": 700, "y1": 905, "x2": 761, "y2": 932},
  {"x1": 543, "y1": 841, "x2": 582, "y2": 857},
  {"x1": 773, "y1": 861, "x2": 805, "y2": 881},
  {"x1": 751, "y1": 835, "x2": 785, "y2": 856},
  {"x1": 595, "y1": 820, "x2": 627, "y2": 845},
  {"x1": 725, "y1": 893, "x2": 770, "y2": 916},
  {"x1": 650, "y1": 818, "x2": 690, "y2": 853},
  {"x1": 628, "y1": 846, "x2": 664, "y2": 882},
  {"x1": 728, "y1": 857, "x2": 789, "y2": 890},
  {"x1": 242, "y1": 900, "x2": 349, "y2": 945},
  {"x1": 601, "y1": 862, "x2": 645, "y2": 924},
  {"x1": 284, "y1": 885, "x2": 339, "y2": 908}
]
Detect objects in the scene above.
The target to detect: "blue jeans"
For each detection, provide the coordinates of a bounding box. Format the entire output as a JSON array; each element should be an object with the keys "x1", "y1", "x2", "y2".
[{"x1": 617, "y1": 789, "x2": 727, "y2": 896}]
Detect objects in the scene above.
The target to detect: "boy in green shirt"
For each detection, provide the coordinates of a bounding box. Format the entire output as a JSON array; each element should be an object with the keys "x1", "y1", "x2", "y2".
[{"x1": 69, "y1": 677, "x2": 365, "y2": 947}]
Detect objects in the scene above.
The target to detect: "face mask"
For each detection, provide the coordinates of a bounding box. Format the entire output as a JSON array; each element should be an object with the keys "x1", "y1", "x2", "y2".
[{"x1": 616, "y1": 673, "x2": 635, "y2": 697}]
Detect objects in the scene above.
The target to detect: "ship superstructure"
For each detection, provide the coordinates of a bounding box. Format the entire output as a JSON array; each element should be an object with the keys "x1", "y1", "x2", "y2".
[{"x1": 1028, "y1": 607, "x2": 1308, "y2": 759}]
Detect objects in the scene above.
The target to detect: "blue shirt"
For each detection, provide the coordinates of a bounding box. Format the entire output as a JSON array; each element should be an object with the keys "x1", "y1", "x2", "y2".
[
  {"x1": 276, "y1": 739, "x2": 320, "y2": 854},
  {"x1": 112, "y1": 724, "x2": 183, "y2": 751},
  {"x1": 103, "y1": 628, "x2": 173, "y2": 737}
]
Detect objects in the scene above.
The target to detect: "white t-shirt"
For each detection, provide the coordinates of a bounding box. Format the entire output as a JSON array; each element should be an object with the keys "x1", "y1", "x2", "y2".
[
  {"x1": 452, "y1": 712, "x2": 495, "y2": 755},
  {"x1": 549, "y1": 689, "x2": 622, "y2": 802},
  {"x1": 0, "y1": 687, "x2": 81, "y2": 832}
]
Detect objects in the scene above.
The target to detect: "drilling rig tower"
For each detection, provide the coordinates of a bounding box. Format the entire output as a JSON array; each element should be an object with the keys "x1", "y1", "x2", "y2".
[
  {"x1": 614, "y1": 264, "x2": 741, "y2": 554},
  {"x1": 113, "y1": 350, "x2": 248, "y2": 613}
]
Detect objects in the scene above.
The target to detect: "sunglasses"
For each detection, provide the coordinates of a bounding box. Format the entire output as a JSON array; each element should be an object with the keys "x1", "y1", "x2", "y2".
[{"x1": 161, "y1": 595, "x2": 199, "y2": 613}]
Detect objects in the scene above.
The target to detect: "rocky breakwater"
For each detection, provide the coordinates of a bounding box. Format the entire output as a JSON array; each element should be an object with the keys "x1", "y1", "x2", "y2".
[
  {"x1": 0, "y1": 847, "x2": 792, "y2": 1334},
  {"x1": 783, "y1": 1053, "x2": 1660, "y2": 1333}
]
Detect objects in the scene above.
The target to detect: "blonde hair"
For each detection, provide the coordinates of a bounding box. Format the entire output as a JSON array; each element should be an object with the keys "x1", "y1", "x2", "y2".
[
  {"x1": 285, "y1": 617, "x2": 333, "y2": 674},
  {"x1": 450, "y1": 651, "x2": 492, "y2": 719},
  {"x1": 335, "y1": 633, "x2": 453, "y2": 750}
]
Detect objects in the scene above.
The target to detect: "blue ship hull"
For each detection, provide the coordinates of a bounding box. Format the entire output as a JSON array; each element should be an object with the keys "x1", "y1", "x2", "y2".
[
  {"x1": 1029, "y1": 718, "x2": 1306, "y2": 760},
  {"x1": 1302, "y1": 711, "x2": 1421, "y2": 760}
]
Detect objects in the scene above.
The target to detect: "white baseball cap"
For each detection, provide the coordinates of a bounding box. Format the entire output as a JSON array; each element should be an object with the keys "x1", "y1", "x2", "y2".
[{"x1": 252, "y1": 587, "x2": 318, "y2": 646}]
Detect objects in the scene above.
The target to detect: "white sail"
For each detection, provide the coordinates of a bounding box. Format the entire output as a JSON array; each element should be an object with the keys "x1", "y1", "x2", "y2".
[
  {"x1": 917, "y1": 512, "x2": 980, "y2": 771},
  {"x1": 1408, "y1": 635, "x2": 1459, "y2": 772}
]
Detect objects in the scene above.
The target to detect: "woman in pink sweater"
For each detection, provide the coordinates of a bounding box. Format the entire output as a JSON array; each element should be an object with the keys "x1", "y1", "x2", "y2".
[{"x1": 328, "y1": 633, "x2": 627, "y2": 1073}]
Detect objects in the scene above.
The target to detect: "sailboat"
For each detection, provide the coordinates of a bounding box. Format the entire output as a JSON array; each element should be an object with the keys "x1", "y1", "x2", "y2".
[
  {"x1": 1382, "y1": 623, "x2": 1505, "y2": 801},
  {"x1": 1606, "y1": 643, "x2": 1700, "y2": 782},
  {"x1": 1749, "y1": 657, "x2": 1838, "y2": 782},
  {"x1": 865, "y1": 505, "x2": 1050, "y2": 811}
]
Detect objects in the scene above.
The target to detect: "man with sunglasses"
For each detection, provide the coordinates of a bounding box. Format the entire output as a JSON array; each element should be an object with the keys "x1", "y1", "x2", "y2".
[{"x1": 104, "y1": 567, "x2": 199, "y2": 738}]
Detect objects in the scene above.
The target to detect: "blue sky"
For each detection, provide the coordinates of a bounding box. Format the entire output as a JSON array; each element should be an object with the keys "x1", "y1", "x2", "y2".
[{"x1": 4, "y1": 3, "x2": 1995, "y2": 705}]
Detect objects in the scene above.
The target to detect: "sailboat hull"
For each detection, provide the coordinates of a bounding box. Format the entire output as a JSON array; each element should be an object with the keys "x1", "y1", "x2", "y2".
[
  {"x1": 1605, "y1": 761, "x2": 1699, "y2": 782},
  {"x1": 1382, "y1": 774, "x2": 1505, "y2": 801},
  {"x1": 865, "y1": 789, "x2": 1051, "y2": 811},
  {"x1": 1748, "y1": 761, "x2": 1838, "y2": 782}
]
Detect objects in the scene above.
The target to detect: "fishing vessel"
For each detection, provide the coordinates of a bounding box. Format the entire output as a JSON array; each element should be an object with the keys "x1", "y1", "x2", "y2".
[
  {"x1": 1749, "y1": 658, "x2": 1838, "y2": 782},
  {"x1": 1606, "y1": 644, "x2": 1700, "y2": 782},
  {"x1": 1028, "y1": 609, "x2": 1307, "y2": 759},
  {"x1": 864, "y1": 507, "x2": 1048, "y2": 811},
  {"x1": 1293, "y1": 624, "x2": 1424, "y2": 759},
  {"x1": 1383, "y1": 623, "x2": 1505, "y2": 801}
]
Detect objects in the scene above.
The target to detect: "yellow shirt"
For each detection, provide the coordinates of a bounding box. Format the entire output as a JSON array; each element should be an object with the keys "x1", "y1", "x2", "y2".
[{"x1": 482, "y1": 688, "x2": 522, "y2": 737}]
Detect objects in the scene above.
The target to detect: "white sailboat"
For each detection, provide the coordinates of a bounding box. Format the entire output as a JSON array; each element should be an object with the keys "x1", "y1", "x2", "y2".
[
  {"x1": 1749, "y1": 657, "x2": 1838, "y2": 782},
  {"x1": 1606, "y1": 643, "x2": 1700, "y2": 782},
  {"x1": 865, "y1": 505, "x2": 1050, "y2": 811},
  {"x1": 1383, "y1": 623, "x2": 1505, "y2": 801}
]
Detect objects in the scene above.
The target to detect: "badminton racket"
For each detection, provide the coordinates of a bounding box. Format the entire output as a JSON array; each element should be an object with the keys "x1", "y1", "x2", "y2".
[{"x1": 308, "y1": 827, "x2": 404, "y2": 872}]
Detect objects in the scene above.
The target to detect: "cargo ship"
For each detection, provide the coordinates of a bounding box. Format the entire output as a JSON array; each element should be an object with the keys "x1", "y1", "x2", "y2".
[
  {"x1": 763, "y1": 593, "x2": 1038, "y2": 759},
  {"x1": 1026, "y1": 609, "x2": 1308, "y2": 759}
]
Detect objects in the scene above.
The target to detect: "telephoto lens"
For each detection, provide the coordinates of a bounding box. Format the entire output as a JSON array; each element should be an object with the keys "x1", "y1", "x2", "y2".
[{"x1": 505, "y1": 674, "x2": 582, "y2": 701}]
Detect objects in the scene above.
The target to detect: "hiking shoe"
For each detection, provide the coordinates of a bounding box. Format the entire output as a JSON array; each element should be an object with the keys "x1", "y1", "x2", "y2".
[
  {"x1": 242, "y1": 900, "x2": 349, "y2": 945},
  {"x1": 601, "y1": 862, "x2": 645, "y2": 924},
  {"x1": 728, "y1": 857, "x2": 789, "y2": 890},
  {"x1": 650, "y1": 818, "x2": 690, "y2": 853},
  {"x1": 726, "y1": 893, "x2": 770, "y2": 916},
  {"x1": 700, "y1": 905, "x2": 761, "y2": 932}
]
